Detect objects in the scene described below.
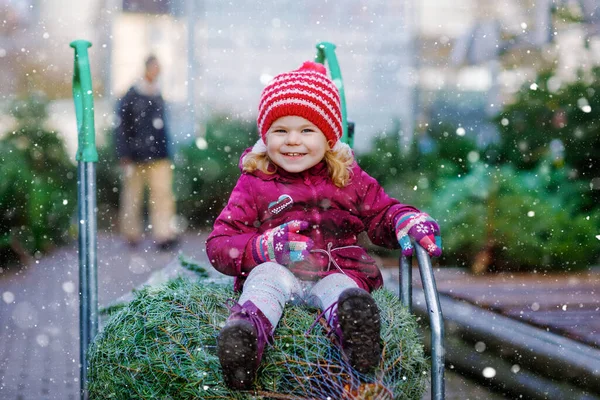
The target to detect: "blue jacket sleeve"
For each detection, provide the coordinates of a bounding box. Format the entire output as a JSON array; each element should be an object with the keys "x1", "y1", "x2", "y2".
[{"x1": 114, "y1": 89, "x2": 133, "y2": 159}]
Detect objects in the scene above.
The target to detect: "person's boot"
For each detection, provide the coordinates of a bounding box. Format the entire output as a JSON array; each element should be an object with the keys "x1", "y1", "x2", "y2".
[
  {"x1": 332, "y1": 287, "x2": 381, "y2": 373},
  {"x1": 217, "y1": 300, "x2": 273, "y2": 390}
]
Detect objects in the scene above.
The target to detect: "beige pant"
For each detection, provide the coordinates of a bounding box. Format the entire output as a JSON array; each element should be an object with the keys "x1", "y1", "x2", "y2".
[{"x1": 119, "y1": 159, "x2": 176, "y2": 243}]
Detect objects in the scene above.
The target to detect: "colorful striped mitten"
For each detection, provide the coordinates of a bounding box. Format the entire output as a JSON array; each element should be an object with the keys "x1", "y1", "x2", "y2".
[
  {"x1": 251, "y1": 220, "x2": 314, "y2": 265},
  {"x1": 394, "y1": 212, "x2": 442, "y2": 257}
]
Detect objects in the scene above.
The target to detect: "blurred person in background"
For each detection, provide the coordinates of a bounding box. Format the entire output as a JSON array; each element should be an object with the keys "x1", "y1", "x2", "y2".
[{"x1": 114, "y1": 55, "x2": 179, "y2": 251}]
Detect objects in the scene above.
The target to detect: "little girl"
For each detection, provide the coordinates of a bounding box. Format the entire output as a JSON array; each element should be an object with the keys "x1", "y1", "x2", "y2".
[{"x1": 206, "y1": 61, "x2": 442, "y2": 390}]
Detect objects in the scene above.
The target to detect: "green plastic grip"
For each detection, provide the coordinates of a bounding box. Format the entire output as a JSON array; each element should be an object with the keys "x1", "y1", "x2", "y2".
[
  {"x1": 315, "y1": 42, "x2": 350, "y2": 147},
  {"x1": 70, "y1": 40, "x2": 98, "y2": 162}
]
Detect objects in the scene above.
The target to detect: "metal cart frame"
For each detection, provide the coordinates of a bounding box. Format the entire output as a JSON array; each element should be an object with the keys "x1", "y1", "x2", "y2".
[{"x1": 70, "y1": 39, "x2": 445, "y2": 400}]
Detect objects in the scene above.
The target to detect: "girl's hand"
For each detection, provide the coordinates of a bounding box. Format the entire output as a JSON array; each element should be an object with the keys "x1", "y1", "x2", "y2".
[
  {"x1": 251, "y1": 220, "x2": 314, "y2": 265},
  {"x1": 394, "y1": 212, "x2": 442, "y2": 257}
]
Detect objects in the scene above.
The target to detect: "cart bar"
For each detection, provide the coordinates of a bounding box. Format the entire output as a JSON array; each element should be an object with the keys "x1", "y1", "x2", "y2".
[
  {"x1": 315, "y1": 41, "x2": 351, "y2": 147},
  {"x1": 400, "y1": 245, "x2": 445, "y2": 399},
  {"x1": 70, "y1": 39, "x2": 98, "y2": 400}
]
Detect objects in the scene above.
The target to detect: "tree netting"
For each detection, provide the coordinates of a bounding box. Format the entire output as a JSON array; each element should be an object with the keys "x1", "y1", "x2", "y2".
[{"x1": 88, "y1": 276, "x2": 427, "y2": 399}]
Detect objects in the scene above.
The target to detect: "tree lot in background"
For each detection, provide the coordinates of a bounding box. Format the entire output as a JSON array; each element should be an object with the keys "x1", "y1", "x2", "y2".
[
  {"x1": 494, "y1": 67, "x2": 600, "y2": 212},
  {"x1": 358, "y1": 66, "x2": 600, "y2": 272},
  {"x1": 427, "y1": 162, "x2": 598, "y2": 273},
  {"x1": 173, "y1": 115, "x2": 256, "y2": 228},
  {"x1": 485, "y1": 66, "x2": 600, "y2": 271},
  {"x1": 0, "y1": 95, "x2": 76, "y2": 264}
]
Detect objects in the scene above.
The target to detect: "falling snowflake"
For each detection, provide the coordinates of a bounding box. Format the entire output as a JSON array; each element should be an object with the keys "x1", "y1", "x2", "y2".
[
  {"x1": 2, "y1": 291, "x2": 15, "y2": 304},
  {"x1": 482, "y1": 367, "x2": 496, "y2": 378}
]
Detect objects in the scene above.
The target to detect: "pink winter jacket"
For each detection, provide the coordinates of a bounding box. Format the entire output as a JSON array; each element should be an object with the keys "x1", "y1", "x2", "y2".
[{"x1": 206, "y1": 150, "x2": 419, "y2": 292}]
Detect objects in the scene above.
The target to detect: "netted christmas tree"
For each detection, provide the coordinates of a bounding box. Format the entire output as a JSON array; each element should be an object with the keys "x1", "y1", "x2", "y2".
[{"x1": 88, "y1": 270, "x2": 427, "y2": 399}]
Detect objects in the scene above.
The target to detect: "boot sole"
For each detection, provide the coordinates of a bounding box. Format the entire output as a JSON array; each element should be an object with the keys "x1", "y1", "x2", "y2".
[
  {"x1": 217, "y1": 319, "x2": 258, "y2": 390},
  {"x1": 337, "y1": 288, "x2": 382, "y2": 373}
]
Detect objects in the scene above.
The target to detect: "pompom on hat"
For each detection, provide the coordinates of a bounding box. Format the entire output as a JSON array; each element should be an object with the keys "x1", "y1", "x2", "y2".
[{"x1": 256, "y1": 61, "x2": 343, "y2": 150}]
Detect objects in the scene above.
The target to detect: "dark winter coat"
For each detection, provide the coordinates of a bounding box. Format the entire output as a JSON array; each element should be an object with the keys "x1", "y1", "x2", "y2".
[
  {"x1": 206, "y1": 150, "x2": 419, "y2": 293},
  {"x1": 115, "y1": 86, "x2": 170, "y2": 162}
]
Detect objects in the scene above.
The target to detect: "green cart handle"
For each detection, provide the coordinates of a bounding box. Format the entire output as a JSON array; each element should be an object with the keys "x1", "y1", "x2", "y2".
[
  {"x1": 315, "y1": 42, "x2": 352, "y2": 147},
  {"x1": 70, "y1": 40, "x2": 98, "y2": 162}
]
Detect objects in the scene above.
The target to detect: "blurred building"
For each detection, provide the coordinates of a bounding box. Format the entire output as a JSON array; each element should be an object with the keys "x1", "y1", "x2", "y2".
[{"x1": 1, "y1": 0, "x2": 599, "y2": 154}]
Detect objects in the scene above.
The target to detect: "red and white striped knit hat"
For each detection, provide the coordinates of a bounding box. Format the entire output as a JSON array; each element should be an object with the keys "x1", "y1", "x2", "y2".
[{"x1": 257, "y1": 61, "x2": 343, "y2": 147}]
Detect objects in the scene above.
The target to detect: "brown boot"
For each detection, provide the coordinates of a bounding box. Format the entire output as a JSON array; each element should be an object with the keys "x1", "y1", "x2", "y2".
[
  {"x1": 332, "y1": 288, "x2": 382, "y2": 373},
  {"x1": 217, "y1": 300, "x2": 273, "y2": 390}
]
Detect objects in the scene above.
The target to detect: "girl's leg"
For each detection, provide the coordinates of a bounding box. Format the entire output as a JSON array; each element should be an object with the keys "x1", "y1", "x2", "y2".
[
  {"x1": 239, "y1": 262, "x2": 303, "y2": 330},
  {"x1": 218, "y1": 262, "x2": 302, "y2": 390},
  {"x1": 306, "y1": 273, "x2": 358, "y2": 319},
  {"x1": 308, "y1": 273, "x2": 381, "y2": 373}
]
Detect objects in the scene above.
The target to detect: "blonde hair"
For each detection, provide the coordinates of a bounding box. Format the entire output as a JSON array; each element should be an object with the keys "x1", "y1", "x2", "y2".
[{"x1": 242, "y1": 143, "x2": 354, "y2": 188}]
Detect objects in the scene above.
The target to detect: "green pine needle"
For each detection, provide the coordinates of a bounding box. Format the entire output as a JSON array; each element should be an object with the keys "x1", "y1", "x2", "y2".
[{"x1": 88, "y1": 278, "x2": 427, "y2": 399}]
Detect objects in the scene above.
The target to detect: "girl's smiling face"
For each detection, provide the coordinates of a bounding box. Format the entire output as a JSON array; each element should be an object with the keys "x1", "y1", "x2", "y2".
[{"x1": 266, "y1": 116, "x2": 328, "y2": 173}]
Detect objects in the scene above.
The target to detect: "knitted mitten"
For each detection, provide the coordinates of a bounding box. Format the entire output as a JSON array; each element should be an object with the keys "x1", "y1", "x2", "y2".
[
  {"x1": 251, "y1": 220, "x2": 314, "y2": 265},
  {"x1": 394, "y1": 212, "x2": 442, "y2": 257}
]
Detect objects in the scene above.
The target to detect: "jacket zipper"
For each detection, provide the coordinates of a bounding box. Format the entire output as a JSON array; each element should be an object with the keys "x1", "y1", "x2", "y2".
[{"x1": 303, "y1": 172, "x2": 323, "y2": 243}]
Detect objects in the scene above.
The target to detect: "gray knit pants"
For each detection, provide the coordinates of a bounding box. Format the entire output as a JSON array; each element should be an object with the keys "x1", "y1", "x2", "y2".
[{"x1": 238, "y1": 262, "x2": 359, "y2": 332}]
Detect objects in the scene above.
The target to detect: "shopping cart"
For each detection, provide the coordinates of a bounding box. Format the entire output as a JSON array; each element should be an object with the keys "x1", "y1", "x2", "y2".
[{"x1": 70, "y1": 39, "x2": 445, "y2": 400}]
